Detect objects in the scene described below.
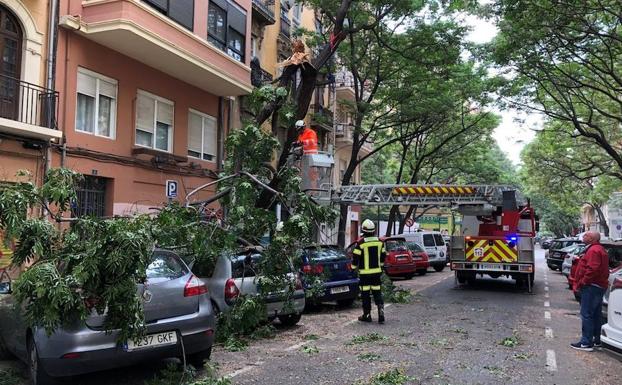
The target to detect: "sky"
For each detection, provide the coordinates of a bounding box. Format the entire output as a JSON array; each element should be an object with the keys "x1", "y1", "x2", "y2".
[{"x1": 463, "y1": 14, "x2": 543, "y2": 165}]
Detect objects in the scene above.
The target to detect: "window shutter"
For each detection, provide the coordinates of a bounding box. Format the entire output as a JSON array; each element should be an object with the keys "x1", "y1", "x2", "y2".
[
  {"x1": 188, "y1": 112, "x2": 203, "y2": 154},
  {"x1": 99, "y1": 79, "x2": 116, "y2": 99},
  {"x1": 136, "y1": 93, "x2": 155, "y2": 133},
  {"x1": 157, "y1": 101, "x2": 174, "y2": 126},
  {"x1": 228, "y1": 5, "x2": 246, "y2": 35},
  {"x1": 203, "y1": 115, "x2": 217, "y2": 157},
  {"x1": 77, "y1": 71, "x2": 96, "y2": 97},
  {"x1": 169, "y1": 0, "x2": 194, "y2": 30}
]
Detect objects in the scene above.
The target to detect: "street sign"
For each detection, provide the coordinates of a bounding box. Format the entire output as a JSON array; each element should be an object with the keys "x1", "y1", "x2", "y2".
[
  {"x1": 166, "y1": 180, "x2": 178, "y2": 199},
  {"x1": 405, "y1": 218, "x2": 414, "y2": 227}
]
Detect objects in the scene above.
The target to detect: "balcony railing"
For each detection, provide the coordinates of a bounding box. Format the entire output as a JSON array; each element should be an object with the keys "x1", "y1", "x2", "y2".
[
  {"x1": 252, "y1": 0, "x2": 276, "y2": 25},
  {"x1": 280, "y1": 10, "x2": 291, "y2": 39},
  {"x1": 0, "y1": 74, "x2": 59, "y2": 129}
]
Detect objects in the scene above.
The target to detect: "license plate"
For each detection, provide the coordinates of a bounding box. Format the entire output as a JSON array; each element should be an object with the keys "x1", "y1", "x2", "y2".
[
  {"x1": 126, "y1": 331, "x2": 177, "y2": 352},
  {"x1": 480, "y1": 263, "x2": 503, "y2": 270},
  {"x1": 331, "y1": 286, "x2": 349, "y2": 294}
]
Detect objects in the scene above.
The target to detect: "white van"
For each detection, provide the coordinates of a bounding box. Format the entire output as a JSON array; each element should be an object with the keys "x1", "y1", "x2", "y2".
[{"x1": 399, "y1": 231, "x2": 448, "y2": 272}]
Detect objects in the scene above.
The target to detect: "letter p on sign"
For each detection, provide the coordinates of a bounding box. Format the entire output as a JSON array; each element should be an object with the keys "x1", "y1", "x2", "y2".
[{"x1": 166, "y1": 180, "x2": 178, "y2": 199}]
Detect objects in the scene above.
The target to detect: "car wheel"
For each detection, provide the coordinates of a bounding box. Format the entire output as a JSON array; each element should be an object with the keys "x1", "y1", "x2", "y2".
[
  {"x1": 278, "y1": 313, "x2": 302, "y2": 327},
  {"x1": 434, "y1": 265, "x2": 445, "y2": 272},
  {"x1": 337, "y1": 298, "x2": 356, "y2": 308},
  {"x1": 403, "y1": 273, "x2": 415, "y2": 280},
  {"x1": 28, "y1": 337, "x2": 56, "y2": 385},
  {"x1": 417, "y1": 269, "x2": 427, "y2": 276},
  {"x1": 187, "y1": 347, "x2": 212, "y2": 369},
  {"x1": 547, "y1": 265, "x2": 555, "y2": 271}
]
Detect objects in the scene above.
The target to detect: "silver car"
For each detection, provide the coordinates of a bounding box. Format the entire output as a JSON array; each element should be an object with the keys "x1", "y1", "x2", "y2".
[
  {"x1": 603, "y1": 266, "x2": 622, "y2": 321},
  {"x1": 561, "y1": 244, "x2": 586, "y2": 278},
  {"x1": 206, "y1": 247, "x2": 305, "y2": 326},
  {"x1": 0, "y1": 250, "x2": 216, "y2": 385}
]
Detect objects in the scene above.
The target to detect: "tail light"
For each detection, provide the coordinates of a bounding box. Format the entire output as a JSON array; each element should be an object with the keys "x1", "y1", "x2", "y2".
[
  {"x1": 184, "y1": 275, "x2": 208, "y2": 297},
  {"x1": 345, "y1": 262, "x2": 352, "y2": 271},
  {"x1": 386, "y1": 254, "x2": 396, "y2": 264},
  {"x1": 302, "y1": 264, "x2": 323, "y2": 274},
  {"x1": 61, "y1": 353, "x2": 81, "y2": 359},
  {"x1": 224, "y1": 278, "x2": 240, "y2": 302},
  {"x1": 612, "y1": 277, "x2": 622, "y2": 292}
]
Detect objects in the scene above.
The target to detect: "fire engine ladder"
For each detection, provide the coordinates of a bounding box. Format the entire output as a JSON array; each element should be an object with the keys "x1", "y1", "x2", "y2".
[{"x1": 332, "y1": 184, "x2": 523, "y2": 207}]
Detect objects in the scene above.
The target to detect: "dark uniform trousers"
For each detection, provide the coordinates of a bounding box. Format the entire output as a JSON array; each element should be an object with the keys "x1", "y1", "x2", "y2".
[{"x1": 352, "y1": 236, "x2": 386, "y2": 315}]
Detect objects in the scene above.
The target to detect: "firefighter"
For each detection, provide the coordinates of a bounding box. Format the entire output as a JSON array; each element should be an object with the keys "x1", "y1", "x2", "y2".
[
  {"x1": 352, "y1": 219, "x2": 386, "y2": 324},
  {"x1": 294, "y1": 120, "x2": 318, "y2": 155}
]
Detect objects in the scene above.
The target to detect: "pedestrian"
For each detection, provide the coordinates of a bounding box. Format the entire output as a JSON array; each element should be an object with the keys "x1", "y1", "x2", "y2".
[
  {"x1": 571, "y1": 231, "x2": 609, "y2": 351},
  {"x1": 351, "y1": 219, "x2": 386, "y2": 324}
]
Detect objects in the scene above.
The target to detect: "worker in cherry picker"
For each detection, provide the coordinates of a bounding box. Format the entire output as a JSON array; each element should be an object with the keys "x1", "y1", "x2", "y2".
[
  {"x1": 351, "y1": 219, "x2": 386, "y2": 323},
  {"x1": 294, "y1": 120, "x2": 318, "y2": 155}
]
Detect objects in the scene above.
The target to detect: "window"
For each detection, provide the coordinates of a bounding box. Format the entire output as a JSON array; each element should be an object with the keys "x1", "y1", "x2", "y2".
[
  {"x1": 423, "y1": 234, "x2": 436, "y2": 247},
  {"x1": 188, "y1": 110, "x2": 217, "y2": 162},
  {"x1": 73, "y1": 175, "x2": 108, "y2": 218},
  {"x1": 292, "y1": 3, "x2": 302, "y2": 26},
  {"x1": 147, "y1": 252, "x2": 188, "y2": 281},
  {"x1": 135, "y1": 91, "x2": 174, "y2": 152},
  {"x1": 144, "y1": 0, "x2": 194, "y2": 30},
  {"x1": 251, "y1": 35, "x2": 257, "y2": 58},
  {"x1": 208, "y1": 0, "x2": 246, "y2": 63},
  {"x1": 76, "y1": 68, "x2": 117, "y2": 138},
  {"x1": 433, "y1": 234, "x2": 445, "y2": 246}
]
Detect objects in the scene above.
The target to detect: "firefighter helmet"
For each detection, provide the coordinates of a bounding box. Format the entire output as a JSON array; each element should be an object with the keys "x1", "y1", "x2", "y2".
[
  {"x1": 295, "y1": 120, "x2": 305, "y2": 129},
  {"x1": 361, "y1": 219, "x2": 376, "y2": 234}
]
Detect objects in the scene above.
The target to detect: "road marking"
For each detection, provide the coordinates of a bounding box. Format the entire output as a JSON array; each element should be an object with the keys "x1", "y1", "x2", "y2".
[
  {"x1": 226, "y1": 361, "x2": 264, "y2": 378},
  {"x1": 545, "y1": 293, "x2": 549, "y2": 299},
  {"x1": 545, "y1": 311, "x2": 551, "y2": 320},
  {"x1": 284, "y1": 341, "x2": 307, "y2": 352},
  {"x1": 546, "y1": 350, "x2": 557, "y2": 371},
  {"x1": 544, "y1": 286, "x2": 549, "y2": 292},
  {"x1": 545, "y1": 327, "x2": 554, "y2": 339},
  {"x1": 544, "y1": 301, "x2": 550, "y2": 307}
]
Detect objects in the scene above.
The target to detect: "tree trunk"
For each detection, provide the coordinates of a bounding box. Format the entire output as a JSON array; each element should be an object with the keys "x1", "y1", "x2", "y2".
[{"x1": 594, "y1": 205, "x2": 610, "y2": 237}]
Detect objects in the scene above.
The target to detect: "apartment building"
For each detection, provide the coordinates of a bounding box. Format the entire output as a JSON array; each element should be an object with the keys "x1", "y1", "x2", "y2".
[{"x1": 54, "y1": 0, "x2": 253, "y2": 216}]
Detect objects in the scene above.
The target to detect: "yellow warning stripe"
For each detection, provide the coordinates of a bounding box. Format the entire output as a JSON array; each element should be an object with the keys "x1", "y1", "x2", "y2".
[
  {"x1": 466, "y1": 239, "x2": 518, "y2": 263},
  {"x1": 391, "y1": 186, "x2": 478, "y2": 195}
]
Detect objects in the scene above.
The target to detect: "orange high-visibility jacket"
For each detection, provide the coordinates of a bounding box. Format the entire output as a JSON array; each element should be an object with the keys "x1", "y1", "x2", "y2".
[{"x1": 297, "y1": 127, "x2": 318, "y2": 154}]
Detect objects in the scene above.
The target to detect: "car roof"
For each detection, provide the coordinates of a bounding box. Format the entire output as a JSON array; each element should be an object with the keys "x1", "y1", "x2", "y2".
[
  {"x1": 599, "y1": 240, "x2": 622, "y2": 246},
  {"x1": 553, "y1": 238, "x2": 580, "y2": 242},
  {"x1": 381, "y1": 236, "x2": 406, "y2": 241}
]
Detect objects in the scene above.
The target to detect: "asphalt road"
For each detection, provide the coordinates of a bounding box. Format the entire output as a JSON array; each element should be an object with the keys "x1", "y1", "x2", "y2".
[{"x1": 2, "y1": 248, "x2": 621, "y2": 384}]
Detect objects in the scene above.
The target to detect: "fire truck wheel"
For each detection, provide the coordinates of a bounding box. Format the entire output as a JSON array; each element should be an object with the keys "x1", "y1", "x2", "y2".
[{"x1": 456, "y1": 271, "x2": 467, "y2": 284}]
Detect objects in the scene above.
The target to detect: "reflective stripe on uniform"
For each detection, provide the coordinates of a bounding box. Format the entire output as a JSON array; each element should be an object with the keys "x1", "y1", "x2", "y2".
[
  {"x1": 370, "y1": 285, "x2": 381, "y2": 290},
  {"x1": 357, "y1": 237, "x2": 384, "y2": 275},
  {"x1": 360, "y1": 285, "x2": 371, "y2": 291}
]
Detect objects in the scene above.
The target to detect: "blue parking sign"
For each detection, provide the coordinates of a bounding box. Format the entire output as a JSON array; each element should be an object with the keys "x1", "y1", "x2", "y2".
[{"x1": 166, "y1": 180, "x2": 178, "y2": 198}]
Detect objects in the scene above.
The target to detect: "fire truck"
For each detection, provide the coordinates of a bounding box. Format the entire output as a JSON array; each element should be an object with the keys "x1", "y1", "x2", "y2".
[{"x1": 330, "y1": 184, "x2": 538, "y2": 292}]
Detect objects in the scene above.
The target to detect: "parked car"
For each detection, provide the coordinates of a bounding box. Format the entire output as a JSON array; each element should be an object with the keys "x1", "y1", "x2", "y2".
[
  {"x1": 541, "y1": 237, "x2": 553, "y2": 249},
  {"x1": 380, "y1": 236, "x2": 418, "y2": 278},
  {"x1": 206, "y1": 247, "x2": 305, "y2": 326},
  {"x1": 0, "y1": 250, "x2": 215, "y2": 385},
  {"x1": 560, "y1": 243, "x2": 586, "y2": 279},
  {"x1": 399, "y1": 231, "x2": 447, "y2": 272},
  {"x1": 601, "y1": 264, "x2": 622, "y2": 321},
  {"x1": 547, "y1": 238, "x2": 582, "y2": 270},
  {"x1": 569, "y1": 240, "x2": 622, "y2": 301},
  {"x1": 299, "y1": 245, "x2": 359, "y2": 307},
  {"x1": 601, "y1": 274, "x2": 622, "y2": 356},
  {"x1": 405, "y1": 242, "x2": 431, "y2": 275}
]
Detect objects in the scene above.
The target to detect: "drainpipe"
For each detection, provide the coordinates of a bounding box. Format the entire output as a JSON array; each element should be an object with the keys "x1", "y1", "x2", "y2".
[
  {"x1": 45, "y1": 0, "x2": 59, "y2": 177},
  {"x1": 217, "y1": 97, "x2": 224, "y2": 171}
]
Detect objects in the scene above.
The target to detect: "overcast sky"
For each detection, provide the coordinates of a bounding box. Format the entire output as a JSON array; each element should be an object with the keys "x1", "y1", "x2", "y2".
[{"x1": 463, "y1": 14, "x2": 543, "y2": 165}]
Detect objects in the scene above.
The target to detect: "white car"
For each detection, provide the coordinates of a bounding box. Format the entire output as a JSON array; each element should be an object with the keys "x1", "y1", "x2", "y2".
[
  {"x1": 601, "y1": 275, "x2": 622, "y2": 356},
  {"x1": 399, "y1": 231, "x2": 447, "y2": 272}
]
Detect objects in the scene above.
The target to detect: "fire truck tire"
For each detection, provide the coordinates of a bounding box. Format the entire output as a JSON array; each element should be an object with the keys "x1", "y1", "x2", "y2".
[{"x1": 456, "y1": 271, "x2": 467, "y2": 284}]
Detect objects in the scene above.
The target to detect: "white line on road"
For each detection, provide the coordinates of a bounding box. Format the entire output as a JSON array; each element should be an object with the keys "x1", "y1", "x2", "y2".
[
  {"x1": 546, "y1": 350, "x2": 557, "y2": 371},
  {"x1": 544, "y1": 301, "x2": 550, "y2": 307},
  {"x1": 545, "y1": 293, "x2": 549, "y2": 299},
  {"x1": 545, "y1": 311, "x2": 551, "y2": 320},
  {"x1": 226, "y1": 362, "x2": 265, "y2": 378},
  {"x1": 544, "y1": 286, "x2": 549, "y2": 292},
  {"x1": 545, "y1": 327, "x2": 554, "y2": 339}
]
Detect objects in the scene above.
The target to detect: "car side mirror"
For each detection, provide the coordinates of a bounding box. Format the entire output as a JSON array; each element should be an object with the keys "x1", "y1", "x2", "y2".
[{"x1": 0, "y1": 281, "x2": 11, "y2": 295}]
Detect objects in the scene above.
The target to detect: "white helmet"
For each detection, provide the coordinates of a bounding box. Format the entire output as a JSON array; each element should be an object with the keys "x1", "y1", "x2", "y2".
[
  {"x1": 361, "y1": 219, "x2": 375, "y2": 233},
  {"x1": 295, "y1": 120, "x2": 305, "y2": 129}
]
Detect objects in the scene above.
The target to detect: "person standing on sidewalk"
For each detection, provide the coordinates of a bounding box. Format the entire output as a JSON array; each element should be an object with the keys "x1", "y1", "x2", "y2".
[
  {"x1": 351, "y1": 220, "x2": 386, "y2": 324},
  {"x1": 571, "y1": 231, "x2": 609, "y2": 351}
]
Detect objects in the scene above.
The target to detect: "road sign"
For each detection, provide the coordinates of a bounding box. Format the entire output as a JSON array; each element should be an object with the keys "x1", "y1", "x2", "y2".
[
  {"x1": 405, "y1": 218, "x2": 414, "y2": 227},
  {"x1": 166, "y1": 180, "x2": 178, "y2": 199}
]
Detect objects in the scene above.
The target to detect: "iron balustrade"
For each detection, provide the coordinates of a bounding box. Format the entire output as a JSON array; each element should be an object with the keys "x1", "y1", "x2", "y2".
[
  {"x1": 280, "y1": 10, "x2": 290, "y2": 38},
  {"x1": 0, "y1": 74, "x2": 59, "y2": 130},
  {"x1": 252, "y1": 0, "x2": 276, "y2": 24}
]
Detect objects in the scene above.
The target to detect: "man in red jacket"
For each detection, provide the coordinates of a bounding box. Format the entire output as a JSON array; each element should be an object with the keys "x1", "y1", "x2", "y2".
[{"x1": 571, "y1": 232, "x2": 609, "y2": 351}]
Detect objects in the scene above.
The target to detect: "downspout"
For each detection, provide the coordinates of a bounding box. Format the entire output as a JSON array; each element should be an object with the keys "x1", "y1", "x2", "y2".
[
  {"x1": 216, "y1": 97, "x2": 225, "y2": 171},
  {"x1": 45, "y1": 0, "x2": 60, "y2": 174}
]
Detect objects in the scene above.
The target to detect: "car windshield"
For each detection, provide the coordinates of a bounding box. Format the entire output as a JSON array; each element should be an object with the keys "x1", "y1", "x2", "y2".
[
  {"x1": 433, "y1": 234, "x2": 445, "y2": 246},
  {"x1": 406, "y1": 242, "x2": 424, "y2": 253},
  {"x1": 552, "y1": 240, "x2": 577, "y2": 249},
  {"x1": 306, "y1": 247, "x2": 346, "y2": 261},
  {"x1": 560, "y1": 244, "x2": 579, "y2": 253},
  {"x1": 231, "y1": 253, "x2": 262, "y2": 278},
  {"x1": 423, "y1": 234, "x2": 435, "y2": 247},
  {"x1": 146, "y1": 252, "x2": 188, "y2": 280},
  {"x1": 385, "y1": 239, "x2": 408, "y2": 251}
]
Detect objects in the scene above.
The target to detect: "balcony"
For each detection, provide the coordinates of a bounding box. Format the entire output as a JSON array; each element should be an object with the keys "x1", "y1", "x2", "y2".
[
  {"x1": 60, "y1": 0, "x2": 252, "y2": 96},
  {"x1": 0, "y1": 74, "x2": 61, "y2": 142},
  {"x1": 252, "y1": 0, "x2": 276, "y2": 25},
  {"x1": 310, "y1": 104, "x2": 333, "y2": 132},
  {"x1": 335, "y1": 70, "x2": 356, "y2": 101}
]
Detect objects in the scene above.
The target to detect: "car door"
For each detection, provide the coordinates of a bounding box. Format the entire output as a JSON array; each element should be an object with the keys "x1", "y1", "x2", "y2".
[{"x1": 0, "y1": 270, "x2": 27, "y2": 359}]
